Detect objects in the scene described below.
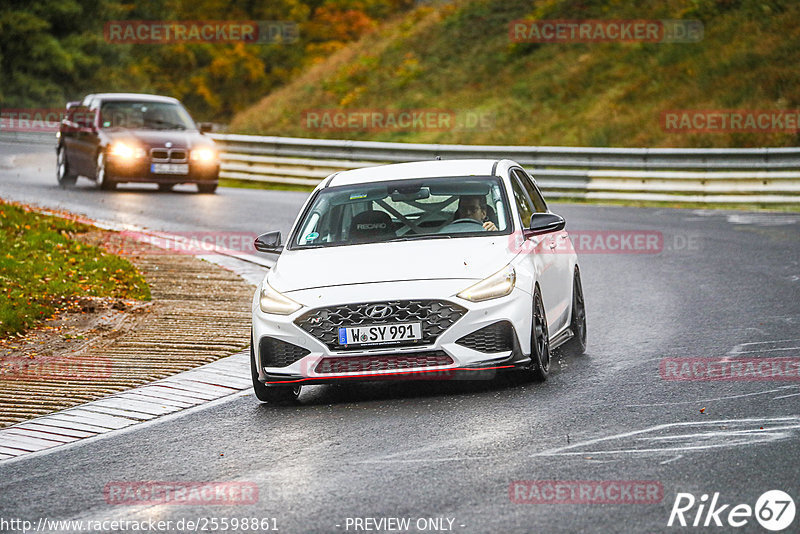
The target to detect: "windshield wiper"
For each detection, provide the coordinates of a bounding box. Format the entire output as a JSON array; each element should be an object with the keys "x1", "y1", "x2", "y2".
[{"x1": 387, "y1": 234, "x2": 452, "y2": 242}]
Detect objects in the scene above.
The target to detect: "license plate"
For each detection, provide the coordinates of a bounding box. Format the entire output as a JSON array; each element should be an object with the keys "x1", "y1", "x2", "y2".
[
  {"x1": 338, "y1": 322, "x2": 422, "y2": 345},
  {"x1": 151, "y1": 163, "x2": 189, "y2": 174}
]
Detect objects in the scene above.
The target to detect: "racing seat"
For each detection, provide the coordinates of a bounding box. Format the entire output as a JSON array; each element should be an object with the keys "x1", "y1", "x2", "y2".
[{"x1": 349, "y1": 210, "x2": 395, "y2": 243}]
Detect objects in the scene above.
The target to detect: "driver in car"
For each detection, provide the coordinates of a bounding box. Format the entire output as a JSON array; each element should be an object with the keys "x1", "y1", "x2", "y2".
[{"x1": 455, "y1": 195, "x2": 498, "y2": 231}]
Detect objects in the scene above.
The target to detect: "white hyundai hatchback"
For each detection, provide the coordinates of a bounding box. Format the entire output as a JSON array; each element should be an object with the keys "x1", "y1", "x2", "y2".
[{"x1": 250, "y1": 159, "x2": 586, "y2": 403}]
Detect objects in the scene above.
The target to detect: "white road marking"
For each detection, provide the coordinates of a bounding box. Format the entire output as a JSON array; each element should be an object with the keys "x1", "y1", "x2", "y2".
[
  {"x1": 531, "y1": 417, "x2": 800, "y2": 458},
  {"x1": 659, "y1": 455, "x2": 683, "y2": 465},
  {"x1": 626, "y1": 386, "x2": 798, "y2": 407},
  {"x1": 773, "y1": 392, "x2": 800, "y2": 400},
  {"x1": 730, "y1": 346, "x2": 800, "y2": 354},
  {"x1": 729, "y1": 338, "x2": 800, "y2": 354}
]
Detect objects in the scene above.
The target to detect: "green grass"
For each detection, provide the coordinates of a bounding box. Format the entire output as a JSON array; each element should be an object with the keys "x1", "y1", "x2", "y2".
[
  {"x1": 230, "y1": 0, "x2": 800, "y2": 148},
  {"x1": 0, "y1": 201, "x2": 151, "y2": 337}
]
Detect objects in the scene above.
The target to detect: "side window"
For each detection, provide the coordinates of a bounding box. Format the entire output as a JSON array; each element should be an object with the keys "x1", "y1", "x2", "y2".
[
  {"x1": 513, "y1": 169, "x2": 547, "y2": 213},
  {"x1": 509, "y1": 174, "x2": 534, "y2": 228}
]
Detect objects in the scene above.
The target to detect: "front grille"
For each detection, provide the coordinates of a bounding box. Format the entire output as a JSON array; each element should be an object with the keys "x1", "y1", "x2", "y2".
[
  {"x1": 258, "y1": 336, "x2": 310, "y2": 368},
  {"x1": 315, "y1": 351, "x2": 453, "y2": 374},
  {"x1": 150, "y1": 148, "x2": 187, "y2": 162},
  {"x1": 456, "y1": 321, "x2": 515, "y2": 353},
  {"x1": 295, "y1": 300, "x2": 467, "y2": 351}
]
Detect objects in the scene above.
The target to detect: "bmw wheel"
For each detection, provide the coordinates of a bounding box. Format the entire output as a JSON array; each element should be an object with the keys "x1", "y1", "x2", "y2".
[
  {"x1": 250, "y1": 333, "x2": 301, "y2": 404},
  {"x1": 560, "y1": 267, "x2": 587, "y2": 357},
  {"x1": 96, "y1": 152, "x2": 116, "y2": 191},
  {"x1": 56, "y1": 146, "x2": 77, "y2": 188},
  {"x1": 197, "y1": 182, "x2": 218, "y2": 194}
]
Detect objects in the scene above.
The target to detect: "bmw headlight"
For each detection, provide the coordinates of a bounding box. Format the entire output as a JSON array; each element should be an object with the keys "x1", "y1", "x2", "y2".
[
  {"x1": 259, "y1": 281, "x2": 302, "y2": 315},
  {"x1": 108, "y1": 141, "x2": 145, "y2": 160},
  {"x1": 190, "y1": 147, "x2": 218, "y2": 164},
  {"x1": 457, "y1": 264, "x2": 516, "y2": 302}
]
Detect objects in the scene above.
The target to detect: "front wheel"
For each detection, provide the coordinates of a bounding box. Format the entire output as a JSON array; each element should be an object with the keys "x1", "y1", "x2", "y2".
[
  {"x1": 250, "y1": 338, "x2": 301, "y2": 404},
  {"x1": 523, "y1": 287, "x2": 551, "y2": 382},
  {"x1": 197, "y1": 182, "x2": 218, "y2": 194},
  {"x1": 560, "y1": 267, "x2": 587, "y2": 357},
  {"x1": 96, "y1": 152, "x2": 116, "y2": 191},
  {"x1": 56, "y1": 146, "x2": 77, "y2": 188}
]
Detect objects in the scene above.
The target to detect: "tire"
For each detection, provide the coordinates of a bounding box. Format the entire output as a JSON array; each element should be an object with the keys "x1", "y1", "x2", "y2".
[
  {"x1": 560, "y1": 267, "x2": 587, "y2": 357},
  {"x1": 158, "y1": 183, "x2": 174, "y2": 192},
  {"x1": 96, "y1": 152, "x2": 116, "y2": 191},
  {"x1": 524, "y1": 287, "x2": 551, "y2": 382},
  {"x1": 56, "y1": 145, "x2": 77, "y2": 188},
  {"x1": 197, "y1": 182, "x2": 218, "y2": 194},
  {"x1": 250, "y1": 335, "x2": 301, "y2": 404}
]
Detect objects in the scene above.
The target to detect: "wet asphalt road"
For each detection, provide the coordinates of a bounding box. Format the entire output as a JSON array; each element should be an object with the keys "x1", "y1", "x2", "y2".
[{"x1": 0, "y1": 141, "x2": 799, "y2": 533}]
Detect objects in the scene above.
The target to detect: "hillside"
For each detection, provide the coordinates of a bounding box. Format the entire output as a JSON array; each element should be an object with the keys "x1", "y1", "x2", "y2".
[{"x1": 230, "y1": 0, "x2": 800, "y2": 148}]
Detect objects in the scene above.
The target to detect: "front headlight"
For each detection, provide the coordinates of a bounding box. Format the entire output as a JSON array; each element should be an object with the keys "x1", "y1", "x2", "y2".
[
  {"x1": 457, "y1": 264, "x2": 516, "y2": 302},
  {"x1": 259, "y1": 282, "x2": 302, "y2": 315},
  {"x1": 190, "y1": 147, "x2": 217, "y2": 164},
  {"x1": 108, "y1": 141, "x2": 145, "y2": 160}
]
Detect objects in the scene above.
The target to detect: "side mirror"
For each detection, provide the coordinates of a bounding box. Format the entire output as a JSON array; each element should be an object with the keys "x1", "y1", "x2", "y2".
[
  {"x1": 198, "y1": 122, "x2": 213, "y2": 134},
  {"x1": 523, "y1": 213, "x2": 566, "y2": 238},
  {"x1": 254, "y1": 231, "x2": 282, "y2": 254}
]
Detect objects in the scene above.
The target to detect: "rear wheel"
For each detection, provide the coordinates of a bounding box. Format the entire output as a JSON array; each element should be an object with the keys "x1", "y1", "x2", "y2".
[
  {"x1": 560, "y1": 267, "x2": 587, "y2": 357},
  {"x1": 250, "y1": 335, "x2": 301, "y2": 404},
  {"x1": 523, "y1": 287, "x2": 551, "y2": 382},
  {"x1": 197, "y1": 182, "x2": 218, "y2": 194},
  {"x1": 56, "y1": 146, "x2": 77, "y2": 188},
  {"x1": 96, "y1": 152, "x2": 116, "y2": 191}
]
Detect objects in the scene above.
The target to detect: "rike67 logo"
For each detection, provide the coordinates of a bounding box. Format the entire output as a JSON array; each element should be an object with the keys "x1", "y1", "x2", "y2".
[{"x1": 668, "y1": 490, "x2": 796, "y2": 531}]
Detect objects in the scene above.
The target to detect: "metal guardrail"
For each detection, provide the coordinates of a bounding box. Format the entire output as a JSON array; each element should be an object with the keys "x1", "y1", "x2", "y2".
[
  {"x1": 210, "y1": 134, "x2": 800, "y2": 204},
  {"x1": 5, "y1": 130, "x2": 797, "y2": 204}
]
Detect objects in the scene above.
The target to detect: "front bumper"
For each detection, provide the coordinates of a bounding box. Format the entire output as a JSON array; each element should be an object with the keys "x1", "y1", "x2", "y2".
[
  {"x1": 106, "y1": 158, "x2": 219, "y2": 184},
  {"x1": 252, "y1": 280, "x2": 534, "y2": 385}
]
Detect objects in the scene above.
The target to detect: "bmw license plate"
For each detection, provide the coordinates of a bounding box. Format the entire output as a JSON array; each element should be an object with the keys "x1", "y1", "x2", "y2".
[
  {"x1": 151, "y1": 163, "x2": 189, "y2": 174},
  {"x1": 338, "y1": 322, "x2": 422, "y2": 345}
]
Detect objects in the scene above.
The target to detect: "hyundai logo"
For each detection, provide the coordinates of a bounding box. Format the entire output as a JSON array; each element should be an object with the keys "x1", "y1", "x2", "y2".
[{"x1": 365, "y1": 304, "x2": 393, "y2": 319}]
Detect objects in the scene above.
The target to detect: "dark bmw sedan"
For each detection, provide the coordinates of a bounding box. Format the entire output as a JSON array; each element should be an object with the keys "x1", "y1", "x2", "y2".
[{"x1": 56, "y1": 93, "x2": 220, "y2": 193}]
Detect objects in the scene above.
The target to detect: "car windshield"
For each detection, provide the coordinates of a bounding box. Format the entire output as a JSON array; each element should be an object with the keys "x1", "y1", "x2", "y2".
[
  {"x1": 291, "y1": 176, "x2": 511, "y2": 248},
  {"x1": 99, "y1": 101, "x2": 196, "y2": 130}
]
